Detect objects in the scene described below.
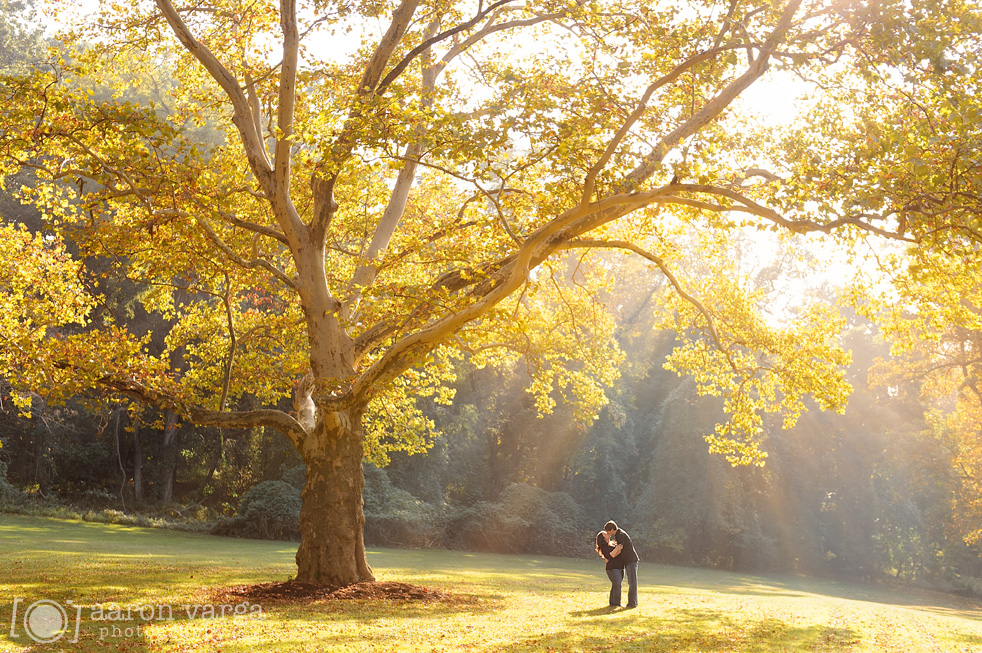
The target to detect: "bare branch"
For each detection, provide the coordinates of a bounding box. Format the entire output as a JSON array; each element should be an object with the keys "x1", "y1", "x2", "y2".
[
  {"x1": 186, "y1": 211, "x2": 300, "y2": 290},
  {"x1": 154, "y1": 0, "x2": 274, "y2": 194},
  {"x1": 582, "y1": 42, "x2": 756, "y2": 204},
  {"x1": 378, "y1": 0, "x2": 518, "y2": 91},
  {"x1": 561, "y1": 238, "x2": 742, "y2": 374},
  {"x1": 621, "y1": 0, "x2": 804, "y2": 191}
]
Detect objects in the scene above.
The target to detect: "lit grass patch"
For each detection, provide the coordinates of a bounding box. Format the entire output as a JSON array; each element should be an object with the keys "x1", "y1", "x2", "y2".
[{"x1": 1, "y1": 514, "x2": 980, "y2": 652}]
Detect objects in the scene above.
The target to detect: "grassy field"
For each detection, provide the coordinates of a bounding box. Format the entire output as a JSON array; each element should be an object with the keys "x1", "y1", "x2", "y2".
[{"x1": 1, "y1": 514, "x2": 980, "y2": 652}]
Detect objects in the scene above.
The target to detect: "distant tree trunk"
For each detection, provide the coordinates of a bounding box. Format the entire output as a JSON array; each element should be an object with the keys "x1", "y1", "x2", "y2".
[
  {"x1": 114, "y1": 407, "x2": 126, "y2": 510},
  {"x1": 33, "y1": 424, "x2": 48, "y2": 496},
  {"x1": 197, "y1": 437, "x2": 223, "y2": 499},
  {"x1": 160, "y1": 410, "x2": 179, "y2": 504},
  {"x1": 132, "y1": 411, "x2": 143, "y2": 503},
  {"x1": 295, "y1": 404, "x2": 374, "y2": 585},
  {"x1": 30, "y1": 396, "x2": 50, "y2": 496},
  {"x1": 486, "y1": 425, "x2": 505, "y2": 500}
]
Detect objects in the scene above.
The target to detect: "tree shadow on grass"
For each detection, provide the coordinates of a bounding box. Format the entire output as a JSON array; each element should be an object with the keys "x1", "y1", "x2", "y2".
[
  {"x1": 498, "y1": 609, "x2": 862, "y2": 653},
  {"x1": 568, "y1": 605, "x2": 622, "y2": 618},
  {"x1": 5, "y1": 586, "x2": 497, "y2": 653},
  {"x1": 645, "y1": 566, "x2": 982, "y2": 622},
  {"x1": 2, "y1": 572, "x2": 502, "y2": 652},
  {"x1": 3, "y1": 582, "x2": 506, "y2": 653},
  {"x1": 957, "y1": 632, "x2": 982, "y2": 648}
]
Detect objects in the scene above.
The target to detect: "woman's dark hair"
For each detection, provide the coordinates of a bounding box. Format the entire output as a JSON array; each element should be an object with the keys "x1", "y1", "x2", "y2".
[{"x1": 595, "y1": 531, "x2": 606, "y2": 555}]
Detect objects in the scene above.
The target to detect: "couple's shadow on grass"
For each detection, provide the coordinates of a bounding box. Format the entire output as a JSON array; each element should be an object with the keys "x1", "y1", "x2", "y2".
[{"x1": 570, "y1": 605, "x2": 634, "y2": 617}]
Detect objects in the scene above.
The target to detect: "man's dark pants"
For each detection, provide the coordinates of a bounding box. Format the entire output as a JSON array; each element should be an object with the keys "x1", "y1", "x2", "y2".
[{"x1": 624, "y1": 561, "x2": 639, "y2": 608}]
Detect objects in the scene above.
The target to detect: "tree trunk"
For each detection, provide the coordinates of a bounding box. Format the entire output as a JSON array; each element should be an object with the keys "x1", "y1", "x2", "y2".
[{"x1": 295, "y1": 405, "x2": 374, "y2": 586}]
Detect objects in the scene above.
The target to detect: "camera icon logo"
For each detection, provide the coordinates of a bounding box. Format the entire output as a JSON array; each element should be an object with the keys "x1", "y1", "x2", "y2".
[
  {"x1": 23, "y1": 600, "x2": 68, "y2": 643},
  {"x1": 9, "y1": 598, "x2": 80, "y2": 644}
]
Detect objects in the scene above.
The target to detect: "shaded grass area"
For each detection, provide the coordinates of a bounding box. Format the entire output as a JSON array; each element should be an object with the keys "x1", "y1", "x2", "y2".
[{"x1": 1, "y1": 514, "x2": 980, "y2": 652}]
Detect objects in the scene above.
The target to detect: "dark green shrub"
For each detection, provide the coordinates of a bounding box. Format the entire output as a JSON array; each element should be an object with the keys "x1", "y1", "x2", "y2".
[
  {"x1": 214, "y1": 480, "x2": 301, "y2": 540},
  {"x1": 450, "y1": 499, "x2": 530, "y2": 553},
  {"x1": 448, "y1": 483, "x2": 590, "y2": 556},
  {"x1": 280, "y1": 465, "x2": 305, "y2": 490},
  {"x1": 0, "y1": 461, "x2": 24, "y2": 507},
  {"x1": 363, "y1": 463, "x2": 440, "y2": 548},
  {"x1": 78, "y1": 488, "x2": 120, "y2": 510}
]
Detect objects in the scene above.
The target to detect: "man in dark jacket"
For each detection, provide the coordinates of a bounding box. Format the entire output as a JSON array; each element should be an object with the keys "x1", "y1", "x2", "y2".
[{"x1": 604, "y1": 520, "x2": 640, "y2": 608}]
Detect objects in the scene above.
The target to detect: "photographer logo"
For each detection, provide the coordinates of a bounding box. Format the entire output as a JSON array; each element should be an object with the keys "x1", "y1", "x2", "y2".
[
  {"x1": 8, "y1": 597, "x2": 261, "y2": 643},
  {"x1": 9, "y1": 598, "x2": 82, "y2": 644}
]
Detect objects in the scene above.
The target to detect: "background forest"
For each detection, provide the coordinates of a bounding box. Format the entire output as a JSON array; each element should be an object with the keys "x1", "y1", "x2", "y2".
[
  {"x1": 2, "y1": 0, "x2": 981, "y2": 598},
  {"x1": 3, "y1": 232, "x2": 981, "y2": 595}
]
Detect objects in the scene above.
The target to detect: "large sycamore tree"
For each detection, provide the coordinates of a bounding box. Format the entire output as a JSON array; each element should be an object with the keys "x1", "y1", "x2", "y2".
[{"x1": 1, "y1": 0, "x2": 980, "y2": 584}]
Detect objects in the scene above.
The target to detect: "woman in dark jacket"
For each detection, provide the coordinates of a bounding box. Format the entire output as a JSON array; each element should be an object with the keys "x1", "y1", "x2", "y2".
[{"x1": 595, "y1": 530, "x2": 625, "y2": 607}]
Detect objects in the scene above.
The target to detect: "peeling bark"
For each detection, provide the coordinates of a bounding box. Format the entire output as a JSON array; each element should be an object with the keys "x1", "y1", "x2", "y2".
[{"x1": 295, "y1": 404, "x2": 374, "y2": 585}]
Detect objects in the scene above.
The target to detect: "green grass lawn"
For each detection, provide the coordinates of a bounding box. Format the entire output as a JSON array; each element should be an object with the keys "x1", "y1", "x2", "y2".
[{"x1": 1, "y1": 514, "x2": 980, "y2": 652}]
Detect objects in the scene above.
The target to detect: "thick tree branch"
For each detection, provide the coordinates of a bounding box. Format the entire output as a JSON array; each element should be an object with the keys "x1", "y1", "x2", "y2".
[
  {"x1": 349, "y1": 162, "x2": 910, "y2": 376},
  {"x1": 218, "y1": 275, "x2": 237, "y2": 412},
  {"x1": 90, "y1": 373, "x2": 306, "y2": 447},
  {"x1": 348, "y1": 185, "x2": 680, "y2": 360},
  {"x1": 713, "y1": 0, "x2": 741, "y2": 50},
  {"x1": 244, "y1": 68, "x2": 272, "y2": 168},
  {"x1": 620, "y1": 0, "x2": 804, "y2": 191},
  {"x1": 341, "y1": 143, "x2": 422, "y2": 322},
  {"x1": 187, "y1": 212, "x2": 299, "y2": 290},
  {"x1": 154, "y1": 0, "x2": 275, "y2": 196},
  {"x1": 357, "y1": 0, "x2": 422, "y2": 95},
  {"x1": 274, "y1": 0, "x2": 299, "y2": 204},
  {"x1": 340, "y1": 18, "x2": 443, "y2": 322},
  {"x1": 312, "y1": 0, "x2": 421, "y2": 236},
  {"x1": 219, "y1": 212, "x2": 291, "y2": 246},
  {"x1": 582, "y1": 42, "x2": 757, "y2": 205},
  {"x1": 189, "y1": 407, "x2": 305, "y2": 447},
  {"x1": 671, "y1": 183, "x2": 916, "y2": 240},
  {"x1": 347, "y1": 183, "x2": 686, "y2": 400}
]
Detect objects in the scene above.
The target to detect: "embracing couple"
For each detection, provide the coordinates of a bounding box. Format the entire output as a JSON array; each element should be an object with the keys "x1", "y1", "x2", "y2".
[{"x1": 595, "y1": 520, "x2": 639, "y2": 609}]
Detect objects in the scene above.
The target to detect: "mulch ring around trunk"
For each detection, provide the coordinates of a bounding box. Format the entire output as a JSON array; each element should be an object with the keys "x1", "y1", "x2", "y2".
[{"x1": 214, "y1": 580, "x2": 457, "y2": 605}]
